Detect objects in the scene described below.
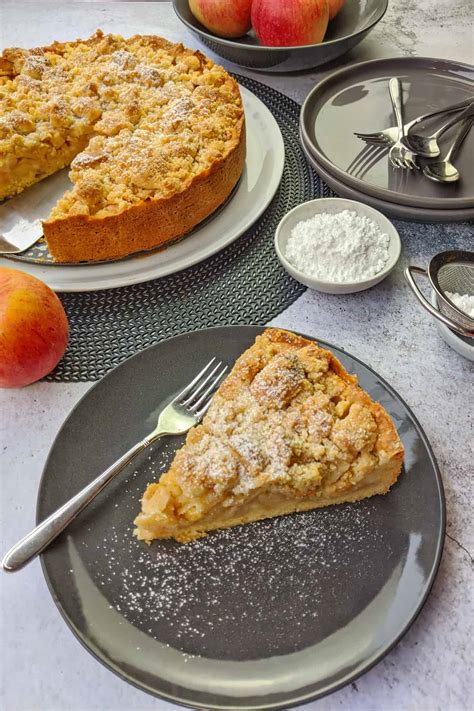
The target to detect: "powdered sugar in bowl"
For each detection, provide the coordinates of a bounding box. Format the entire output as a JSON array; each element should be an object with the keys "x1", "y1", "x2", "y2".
[{"x1": 275, "y1": 198, "x2": 401, "y2": 294}]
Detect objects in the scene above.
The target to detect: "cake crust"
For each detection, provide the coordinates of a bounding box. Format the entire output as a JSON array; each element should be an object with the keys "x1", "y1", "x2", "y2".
[
  {"x1": 134, "y1": 328, "x2": 405, "y2": 543},
  {"x1": 43, "y1": 121, "x2": 245, "y2": 263}
]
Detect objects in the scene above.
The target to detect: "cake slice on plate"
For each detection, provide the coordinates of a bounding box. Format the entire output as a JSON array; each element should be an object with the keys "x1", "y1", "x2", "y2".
[{"x1": 134, "y1": 328, "x2": 404, "y2": 543}]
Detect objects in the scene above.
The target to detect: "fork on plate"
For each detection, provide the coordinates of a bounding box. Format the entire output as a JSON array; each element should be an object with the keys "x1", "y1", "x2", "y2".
[
  {"x1": 2, "y1": 357, "x2": 228, "y2": 572},
  {"x1": 387, "y1": 77, "x2": 419, "y2": 170},
  {"x1": 354, "y1": 98, "x2": 472, "y2": 148}
]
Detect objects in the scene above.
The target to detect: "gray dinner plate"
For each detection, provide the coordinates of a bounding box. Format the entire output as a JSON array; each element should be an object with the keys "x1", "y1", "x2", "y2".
[
  {"x1": 301, "y1": 57, "x2": 474, "y2": 209},
  {"x1": 300, "y1": 130, "x2": 474, "y2": 222},
  {"x1": 38, "y1": 326, "x2": 445, "y2": 709},
  {"x1": 173, "y1": 0, "x2": 387, "y2": 73}
]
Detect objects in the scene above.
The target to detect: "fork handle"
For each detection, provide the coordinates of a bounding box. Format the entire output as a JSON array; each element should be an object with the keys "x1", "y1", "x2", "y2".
[
  {"x1": 1, "y1": 437, "x2": 156, "y2": 572},
  {"x1": 433, "y1": 102, "x2": 474, "y2": 139},
  {"x1": 389, "y1": 78, "x2": 405, "y2": 139},
  {"x1": 405, "y1": 97, "x2": 474, "y2": 131}
]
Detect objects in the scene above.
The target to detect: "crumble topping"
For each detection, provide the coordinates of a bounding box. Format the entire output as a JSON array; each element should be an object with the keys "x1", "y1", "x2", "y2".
[
  {"x1": 138, "y1": 331, "x2": 402, "y2": 534},
  {"x1": 0, "y1": 30, "x2": 244, "y2": 212}
]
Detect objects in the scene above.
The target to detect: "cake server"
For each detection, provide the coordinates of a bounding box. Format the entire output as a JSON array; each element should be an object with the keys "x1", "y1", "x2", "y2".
[{"x1": 0, "y1": 169, "x2": 71, "y2": 255}]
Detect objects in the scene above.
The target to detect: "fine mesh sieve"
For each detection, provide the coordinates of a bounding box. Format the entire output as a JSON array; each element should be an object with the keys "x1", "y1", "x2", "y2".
[{"x1": 405, "y1": 250, "x2": 474, "y2": 338}]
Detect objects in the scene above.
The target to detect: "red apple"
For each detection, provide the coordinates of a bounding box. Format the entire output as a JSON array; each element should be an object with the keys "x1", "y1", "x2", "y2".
[
  {"x1": 189, "y1": 0, "x2": 252, "y2": 38},
  {"x1": 251, "y1": 0, "x2": 329, "y2": 46},
  {"x1": 328, "y1": 0, "x2": 345, "y2": 20},
  {"x1": 0, "y1": 267, "x2": 69, "y2": 388}
]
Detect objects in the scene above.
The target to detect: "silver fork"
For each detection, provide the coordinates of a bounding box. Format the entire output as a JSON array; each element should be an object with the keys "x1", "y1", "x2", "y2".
[
  {"x1": 354, "y1": 98, "x2": 472, "y2": 146},
  {"x1": 388, "y1": 78, "x2": 419, "y2": 170},
  {"x1": 2, "y1": 357, "x2": 228, "y2": 572}
]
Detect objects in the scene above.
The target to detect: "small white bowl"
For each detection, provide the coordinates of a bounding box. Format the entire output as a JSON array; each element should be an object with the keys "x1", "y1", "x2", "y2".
[{"x1": 274, "y1": 198, "x2": 401, "y2": 294}]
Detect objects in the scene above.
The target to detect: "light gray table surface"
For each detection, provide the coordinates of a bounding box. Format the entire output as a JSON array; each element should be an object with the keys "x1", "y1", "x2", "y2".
[{"x1": 0, "y1": 2, "x2": 473, "y2": 710}]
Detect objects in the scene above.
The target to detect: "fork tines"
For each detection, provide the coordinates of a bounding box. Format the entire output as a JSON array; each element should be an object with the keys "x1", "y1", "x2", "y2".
[
  {"x1": 178, "y1": 357, "x2": 228, "y2": 416},
  {"x1": 354, "y1": 132, "x2": 391, "y2": 144}
]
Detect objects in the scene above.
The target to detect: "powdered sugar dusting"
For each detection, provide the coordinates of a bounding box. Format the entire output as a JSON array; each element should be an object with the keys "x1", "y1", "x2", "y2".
[{"x1": 89, "y1": 440, "x2": 397, "y2": 660}]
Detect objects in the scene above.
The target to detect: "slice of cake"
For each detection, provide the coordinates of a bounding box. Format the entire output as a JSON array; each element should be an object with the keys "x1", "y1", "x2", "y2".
[{"x1": 134, "y1": 328, "x2": 404, "y2": 543}]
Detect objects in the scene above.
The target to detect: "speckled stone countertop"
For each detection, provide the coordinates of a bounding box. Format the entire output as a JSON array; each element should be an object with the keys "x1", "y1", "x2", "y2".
[{"x1": 0, "y1": 2, "x2": 473, "y2": 710}]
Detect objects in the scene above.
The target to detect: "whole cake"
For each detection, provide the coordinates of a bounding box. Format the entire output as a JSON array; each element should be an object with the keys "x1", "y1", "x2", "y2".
[
  {"x1": 0, "y1": 31, "x2": 246, "y2": 262},
  {"x1": 134, "y1": 328, "x2": 404, "y2": 543}
]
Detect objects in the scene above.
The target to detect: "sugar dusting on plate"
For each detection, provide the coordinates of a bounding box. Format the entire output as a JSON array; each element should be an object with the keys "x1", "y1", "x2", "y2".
[{"x1": 91, "y1": 443, "x2": 395, "y2": 661}]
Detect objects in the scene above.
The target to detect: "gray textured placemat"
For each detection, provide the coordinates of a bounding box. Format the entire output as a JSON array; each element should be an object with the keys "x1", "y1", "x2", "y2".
[{"x1": 49, "y1": 74, "x2": 330, "y2": 382}]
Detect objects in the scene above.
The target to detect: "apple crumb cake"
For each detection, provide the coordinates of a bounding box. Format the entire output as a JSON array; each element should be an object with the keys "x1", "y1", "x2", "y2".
[
  {"x1": 0, "y1": 30, "x2": 245, "y2": 262},
  {"x1": 134, "y1": 328, "x2": 404, "y2": 543}
]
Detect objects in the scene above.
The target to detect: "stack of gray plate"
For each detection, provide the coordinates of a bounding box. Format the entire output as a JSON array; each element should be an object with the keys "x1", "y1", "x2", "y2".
[{"x1": 300, "y1": 57, "x2": 474, "y2": 222}]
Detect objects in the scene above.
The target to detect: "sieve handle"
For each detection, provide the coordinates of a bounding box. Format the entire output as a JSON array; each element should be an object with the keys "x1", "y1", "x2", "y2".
[{"x1": 404, "y1": 266, "x2": 474, "y2": 338}]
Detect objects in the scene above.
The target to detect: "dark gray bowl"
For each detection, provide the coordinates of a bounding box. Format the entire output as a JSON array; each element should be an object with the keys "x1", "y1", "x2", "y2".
[{"x1": 173, "y1": 0, "x2": 387, "y2": 73}]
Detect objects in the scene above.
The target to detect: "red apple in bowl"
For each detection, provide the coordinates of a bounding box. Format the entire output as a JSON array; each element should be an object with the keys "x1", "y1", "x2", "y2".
[
  {"x1": 0, "y1": 267, "x2": 69, "y2": 388},
  {"x1": 328, "y1": 0, "x2": 345, "y2": 20},
  {"x1": 251, "y1": 0, "x2": 329, "y2": 46},
  {"x1": 188, "y1": 0, "x2": 252, "y2": 38}
]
